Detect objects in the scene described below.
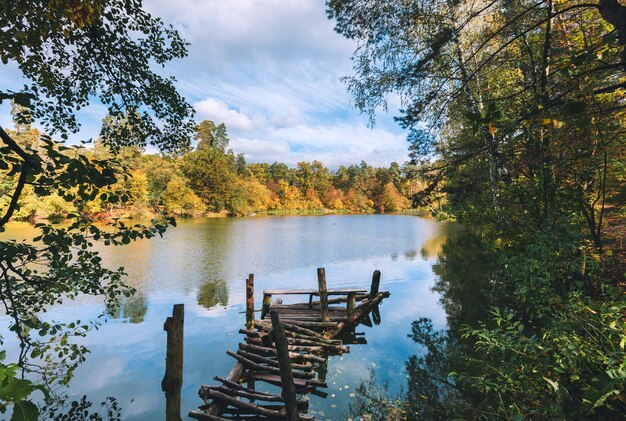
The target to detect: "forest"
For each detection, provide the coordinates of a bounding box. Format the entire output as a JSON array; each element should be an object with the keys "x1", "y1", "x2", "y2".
[{"x1": 1, "y1": 115, "x2": 418, "y2": 221}]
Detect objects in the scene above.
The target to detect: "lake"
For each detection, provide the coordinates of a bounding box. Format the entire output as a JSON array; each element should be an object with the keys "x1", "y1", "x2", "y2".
[{"x1": 1, "y1": 214, "x2": 465, "y2": 420}]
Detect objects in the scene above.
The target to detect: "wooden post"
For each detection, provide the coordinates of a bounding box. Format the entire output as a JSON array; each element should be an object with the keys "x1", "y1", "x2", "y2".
[
  {"x1": 270, "y1": 310, "x2": 299, "y2": 421},
  {"x1": 162, "y1": 304, "x2": 184, "y2": 421},
  {"x1": 261, "y1": 293, "x2": 272, "y2": 319},
  {"x1": 246, "y1": 274, "x2": 255, "y2": 331},
  {"x1": 317, "y1": 267, "x2": 329, "y2": 322},
  {"x1": 370, "y1": 270, "x2": 381, "y2": 299},
  {"x1": 346, "y1": 292, "x2": 356, "y2": 315}
]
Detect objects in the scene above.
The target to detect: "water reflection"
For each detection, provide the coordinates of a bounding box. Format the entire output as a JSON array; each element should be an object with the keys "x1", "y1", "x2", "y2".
[
  {"x1": 108, "y1": 294, "x2": 148, "y2": 324},
  {"x1": 0, "y1": 215, "x2": 454, "y2": 420},
  {"x1": 351, "y1": 229, "x2": 497, "y2": 420},
  {"x1": 196, "y1": 279, "x2": 229, "y2": 309}
]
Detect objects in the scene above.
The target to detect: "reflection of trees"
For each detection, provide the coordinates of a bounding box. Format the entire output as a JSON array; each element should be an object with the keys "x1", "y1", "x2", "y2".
[
  {"x1": 197, "y1": 279, "x2": 229, "y2": 309},
  {"x1": 108, "y1": 293, "x2": 148, "y2": 324},
  {"x1": 431, "y1": 233, "x2": 495, "y2": 332},
  {"x1": 352, "y1": 231, "x2": 497, "y2": 420}
]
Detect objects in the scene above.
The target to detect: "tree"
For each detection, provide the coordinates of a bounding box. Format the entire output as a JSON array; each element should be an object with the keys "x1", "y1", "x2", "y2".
[
  {"x1": 328, "y1": 0, "x2": 626, "y2": 417},
  {"x1": 0, "y1": 1, "x2": 194, "y2": 417}
]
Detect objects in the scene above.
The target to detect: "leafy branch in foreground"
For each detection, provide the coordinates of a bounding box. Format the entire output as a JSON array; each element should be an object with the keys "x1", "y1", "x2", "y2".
[{"x1": 0, "y1": 0, "x2": 194, "y2": 418}]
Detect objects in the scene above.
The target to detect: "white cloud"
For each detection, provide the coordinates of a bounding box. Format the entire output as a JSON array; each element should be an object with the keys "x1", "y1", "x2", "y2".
[
  {"x1": 270, "y1": 106, "x2": 301, "y2": 128},
  {"x1": 194, "y1": 97, "x2": 255, "y2": 131}
]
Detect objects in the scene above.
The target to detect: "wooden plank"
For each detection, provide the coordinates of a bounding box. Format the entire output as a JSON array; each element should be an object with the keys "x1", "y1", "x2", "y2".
[
  {"x1": 271, "y1": 304, "x2": 348, "y2": 311},
  {"x1": 256, "y1": 319, "x2": 337, "y2": 329},
  {"x1": 262, "y1": 288, "x2": 366, "y2": 295},
  {"x1": 162, "y1": 304, "x2": 184, "y2": 421}
]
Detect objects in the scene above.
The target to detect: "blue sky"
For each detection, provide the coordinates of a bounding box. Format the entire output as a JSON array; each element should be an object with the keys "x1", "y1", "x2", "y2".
[{"x1": 1, "y1": 0, "x2": 409, "y2": 168}]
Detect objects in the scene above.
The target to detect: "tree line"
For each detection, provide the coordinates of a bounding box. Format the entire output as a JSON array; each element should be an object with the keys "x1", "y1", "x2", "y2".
[{"x1": 2, "y1": 116, "x2": 420, "y2": 221}]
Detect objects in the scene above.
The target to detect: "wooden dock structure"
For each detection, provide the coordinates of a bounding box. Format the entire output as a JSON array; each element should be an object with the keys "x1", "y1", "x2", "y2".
[{"x1": 187, "y1": 268, "x2": 389, "y2": 421}]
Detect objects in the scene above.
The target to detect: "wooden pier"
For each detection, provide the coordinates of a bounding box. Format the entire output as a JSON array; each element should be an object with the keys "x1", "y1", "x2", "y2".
[{"x1": 187, "y1": 268, "x2": 389, "y2": 421}]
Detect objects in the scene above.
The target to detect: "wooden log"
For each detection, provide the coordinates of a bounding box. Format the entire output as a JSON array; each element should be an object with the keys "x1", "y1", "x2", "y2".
[
  {"x1": 257, "y1": 320, "x2": 328, "y2": 339},
  {"x1": 244, "y1": 337, "x2": 327, "y2": 353},
  {"x1": 200, "y1": 388, "x2": 282, "y2": 417},
  {"x1": 274, "y1": 316, "x2": 348, "y2": 323},
  {"x1": 213, "y1": 376, "x2": 276, "y2": 397},
  {"x1": 162, "y1": 304, "x2": 184, "y2": 421},
  {"x1": 238, "y1": 343, "x2": 326, "y2": 364},
  {"x1": 237, "y1": 349, "x2": 313, "y2": 371},
  {"x1": 285, "y1": 331, "x2": 342, "y2": 346},
  {"x1": 327, "y1": 291, "x2": 390, "y2": 338},
  {"x1": 260, "y1": 293, "x2": 272, "y2": 320},
  {"x1": 219, "y1": 408, "x2": 316, "y2": 421},
  {"x1": 248, "y1": 372, "x2": 327, "y2": 388},
  {"x1": 317, "y1": 268, "x2": 330, "y2": 322},
  {"x1": 370, "y1": 270, "x2": 381, "y2": 299},
  {"x1": 226, "y1": 350, "x2": 315, "y2": 379},
  {"x1": 246, "y1": 274, "x2": 254, "y2": 331},
  {"x1": 271, "y1": 304, "x2": 348, "y2": 311},
  {"x1": 203, "y1": 362, "x2": 246, "y2": 416},
  {"x1": 346, "y1": 292, "x2": 356, "y2": 315},
  {"x1": 239, "y1": 329, "x2": 262, "y2": 337},
  {"x1": 188, "y1": 410, "x2": 232, "y2": 421},
  {"x1": 201, "y1": 385, "x2": 285, "y2": 403},
  {"x1": 270, "y1": 310, "x2": 299, "y2": 421},
  {"x1": 372, "y1": 304, "x2": 381, "y2": 325},
  {"x1": 262, "y1": 288, "x2": 366, "y2": 295}
]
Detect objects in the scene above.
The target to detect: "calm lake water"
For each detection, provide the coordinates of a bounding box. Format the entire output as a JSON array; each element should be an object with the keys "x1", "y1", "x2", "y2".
[{"x1": 1, "y1": 214, "x2": 465, "y2": 420}]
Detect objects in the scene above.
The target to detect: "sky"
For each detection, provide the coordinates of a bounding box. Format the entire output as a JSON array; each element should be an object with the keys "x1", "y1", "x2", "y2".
[{"x1": 1, "y1": 0, "x2": 410, "y2": 168}]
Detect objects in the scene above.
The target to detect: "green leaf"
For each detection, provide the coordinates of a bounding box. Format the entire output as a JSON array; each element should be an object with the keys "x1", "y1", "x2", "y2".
[{"x1": 11, "y1": 400, "x2": 38, "y2": 421}]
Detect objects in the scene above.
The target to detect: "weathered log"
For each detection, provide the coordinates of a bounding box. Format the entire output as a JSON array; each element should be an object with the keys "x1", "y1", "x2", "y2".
[
  {"x1": 212, "y1": 376, "x2": 275, "y2": 397},
  {"x1": 255, "y1": 319, "x2": 337, "y2": 329},
  {"x1": 187, "y1": 410, "x2": 232, "y2": 421},
  {"x1": 246, "y1": 274, "x2": 254, "y2": 331},
  {"x1": 248, "y1": 372, "x2": 327, "y2": 388},
  {"x1": 238, "y1": 343, "x2": 326, "y2": 364},
  {"x1": 255, "y1": 320, "x2": 329, "y2": 339},
  {"x1": 346, "y1": 292, "x2": 356, "y2": 315},
  {"x1": 202, "y1": 362, "x2": 246, "y2": 416},
  {"x1": 260, "y1": 293, "x2": 272, "y2": 320},
  {"x1": 236, "y1": 349, "x2": 312, "y2": 372},
  {"x1": 327, "y1": 291, "x2": 390, "y2": 338},
  {"x1": 262, "y1": 288, "x2": 366, "y2": 295},
  {"x1": 162, "y1": 304, "x2": 184, "y2": 421},
  {"x1": 201, "y1": 385, "x2": 285, "y2": 403},
  {"x1": 370, "y1": 270, "x2": 381, "y2": 299},
  {"x1": 225, "y1": 350, "x2": 315, "y2": 379},
  {"x1": 199, "y1": 388, "x2": 282, "y2": 417},
  {"x1": 270, "y1": 310, "x2": 299, "y2": 421},
  {"x1": 317, "y1": 268, "x2": 329, "y2": 322}
]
